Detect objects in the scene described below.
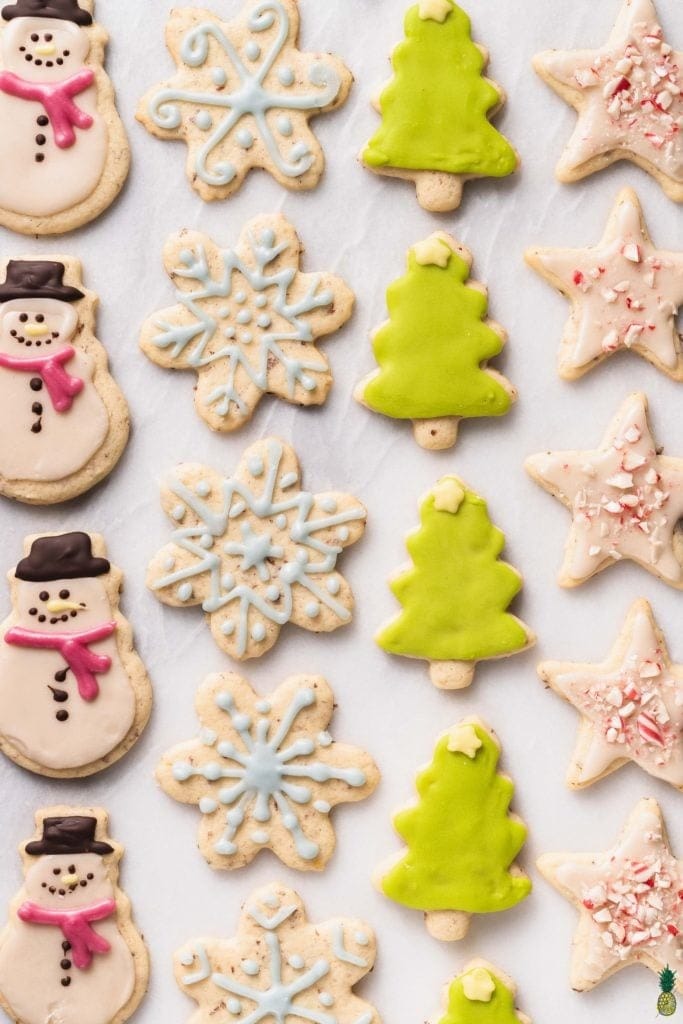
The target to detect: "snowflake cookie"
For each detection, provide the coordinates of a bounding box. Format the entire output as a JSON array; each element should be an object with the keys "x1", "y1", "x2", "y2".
[
  {"x1": 175, "y1": 882, "x2": 379, "y2": 1024},
  {"x1": 140, "y1": 215, "x2": 354, "y2": 433},
  {"x1": 526, "y1": 392, "x2": 683, "y2": 589},
  {"x1": 146, "y1": 437, "x2": 367, "y2": 659},
  {"x1": 157, "y1": 673, "x2": 379, "y2": 871},
  {"x1": 534, "y1": 0, "x2": 683, "y2": 201},
  {"x1": 538, "y1": 599, "x2": 683, "y2": 791},
  {"x1": 526, "y1": 189, "x2": 683, "y2": 380},
  {"x1": 137, "y1": 0, "x2": 352, "y2": 201},
  {"x1": 538, "y1": 798, "x2": 683, "y2": 992}
]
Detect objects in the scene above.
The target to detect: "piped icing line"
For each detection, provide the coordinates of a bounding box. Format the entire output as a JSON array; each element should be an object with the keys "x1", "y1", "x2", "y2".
[
  {"x1": 525, "y1": 392, "x2": 683, "y2": 587},
  {"x1": 538, "y1": 798, "x2": 683, "y2": 991},
  {"x1": 0, "y1": 68, "x2": 94, "y2": 149},
  {"x1": 4, "y1": 622, "x2": 116, "y2": 701},
  {"x1": 17, "y1": 898, "x2": 115, "y2": 970},
  {"x1": 0, "y1": 345, "x2": 83, "y2": 413}
]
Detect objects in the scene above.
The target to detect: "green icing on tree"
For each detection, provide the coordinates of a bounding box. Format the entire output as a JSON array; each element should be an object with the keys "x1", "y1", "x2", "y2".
[
  {"x1": 439, "y1": 967, "x2": 526, "y2": 1024},
  {"x1": 361, "y1": 237, "x2": 512, "y2": 421},
  {"x1": 363, "y1": 1, "x2": 517, "y2": 177},
  {"x1": 381, "y1": 723, "x2": 530, "y2": 914},
  {"x1": 377, "y1": 480, "x2": 529, "y2": 662}
]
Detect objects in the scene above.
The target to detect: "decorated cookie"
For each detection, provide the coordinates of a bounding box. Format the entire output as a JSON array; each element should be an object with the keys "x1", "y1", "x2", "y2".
[
  {"x1": 137, "y1": 0, "x2": 352, "y2": 202},
  {"x1": 140, "y1": 215, "x2": 354, "y2": 433},
  {"x1": 0, "y1": 532, "x2": 152, "y2": 777},
  {"x1": 376, "y1": 476, "x2": 533, "y2": 689},
  {"x1": 0, "y1": 257, "x2": 129, "y2": 504},
  {"x1": 539, "y1": 599, "x2": 683, "y2": 791},
  {"x1": 432, "y1": 961, "x2": 531, "y2": 1024},
  {"x1": 538, "y1": 798, "x2": 683, "y2": 992},
  {"x1": 0, "y1": 0, "x2": 129, "y2": 235},
  {"x1": 147, "y1": 437, "x2": 367, "y2": 659},
  {"x1": 157, "y1": 672, "x2": 379, "y2": 871},
  {"x1": 526, "y1": 189, "x2": 683, "y2": 379},
  {"x1": 175, "y1": 882, "x2": 379, "y2": 1024},
  {"x1": 0, "y1": 807, "x2": 148, "y2": 1024},
  {"x1": 376, "y1": 718, "x2": 531, "y2": 941},
  {"x1": 526, "y1": 392, "x2": 683, "y2": 589},
  {"x1": 362, "y1": 0, "x2": 518, "y2": 212},
  {"x1": 355, "y1": 232, "x2": 516, "y2": 451},
  {"x1": 533, "y1": 0, "x2": 683, "y2": 201}
]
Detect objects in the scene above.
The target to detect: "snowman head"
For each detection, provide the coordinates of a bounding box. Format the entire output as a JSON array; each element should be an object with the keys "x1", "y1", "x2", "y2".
[
  {"x1": 15, "y1": 532, "x2": 112, "y2": 632},
  {"x1": 23, "y1": 814, "x2": 115, "y2": 908},
  {"x1": 0, "y1": 261, "x2": 83, "y2": 357},
  {"x1": 1, "y1": 0, "x2": 92, "y2": 79}
]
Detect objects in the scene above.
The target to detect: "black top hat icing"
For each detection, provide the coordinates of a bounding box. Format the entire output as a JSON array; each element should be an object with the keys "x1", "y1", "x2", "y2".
[
  {"x1": 26, "y1": 816, "x2": 113, "y2": 857},
  {"x1": 2, "y1": 0, "x2": 92, "y2": 25},
  {"x1": 16, "y1": 533, "x2": 110, "y2": 583},
  {"x1": 0, "y1": 261, "x2": 84, "y2": 304}
]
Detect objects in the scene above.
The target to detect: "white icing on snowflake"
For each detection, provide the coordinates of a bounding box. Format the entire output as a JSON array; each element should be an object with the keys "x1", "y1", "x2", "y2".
[
  {"x1": 177, "y1": 885, "x2": 376, "y2": 1024},
  {"x1": 148, "y1": 438, "x2": 366, "y2": 658}
]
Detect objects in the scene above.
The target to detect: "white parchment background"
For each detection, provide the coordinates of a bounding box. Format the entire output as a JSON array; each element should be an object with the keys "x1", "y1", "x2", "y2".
[{"x1": 1, "y1": 0, "x2": 683, "y2": 1021}]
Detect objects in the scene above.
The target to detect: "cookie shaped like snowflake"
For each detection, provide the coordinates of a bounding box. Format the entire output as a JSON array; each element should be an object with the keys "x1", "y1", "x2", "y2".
[
  {"x1": 140, "y1": 215, "x2": 353, "y2": 432},
  {"x1": 158, "y1": 673, "x2": 379, "y2": 870},
  {"x1": 138, "y1": 0, "x2": 353, "y2": 200},
  {"x1": 146, "y1": 437, "x2": 366, "y2": 659},
  {"x1": 176, "y1": 883, "x2": 379, "y2": 1024}
]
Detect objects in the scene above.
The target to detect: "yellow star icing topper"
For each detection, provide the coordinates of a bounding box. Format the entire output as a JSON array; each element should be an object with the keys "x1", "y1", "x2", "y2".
[
  {"x1": 447, "y1": 723, "x2": 482, "y2": 758},
  {"x1": 433, "y1": 477, "x2": 465, "y2": 514},
  {"x1": 413, "y1": 232, "x2": 453, "y2": 267},
  {"x1": 418, "y1": 0, "x2": 452, "y2": 22},
  {"x1": 462, "y1": 967, "x2": 496, "y2": 1002}
]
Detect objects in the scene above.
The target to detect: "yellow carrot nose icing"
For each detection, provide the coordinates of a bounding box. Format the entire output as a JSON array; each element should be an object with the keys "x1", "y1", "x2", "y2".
[
  {"x1": 35, "y1": 44, "x2": 56, "y2": 56},
  {"x1": 60, "y1": 873, "x2": 79, "y2": 887},
  {"x1": 25, "y1": 323, "x2": 49, "y2": 337},
  {"x1": 46, "y1": 600, "x2": 83, "y2": 613}
]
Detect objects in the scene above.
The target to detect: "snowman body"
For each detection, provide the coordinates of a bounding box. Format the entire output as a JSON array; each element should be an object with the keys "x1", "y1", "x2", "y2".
[
  {"x1": 0, "y1": 575, "x2": 135, "y2": 770},
  {"x1": 0, "y1": 16, "x2": 107, "y2": 217},
  {"x1": 0, "y1": 297, "x2": 108, "y2": 482},
  {"x1": 0, "y1": 852, "x2": 135, "y2": 1024}
]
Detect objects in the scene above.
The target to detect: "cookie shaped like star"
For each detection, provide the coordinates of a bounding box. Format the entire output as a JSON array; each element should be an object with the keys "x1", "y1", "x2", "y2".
[
  {"x1": 539, "y1": 599, "x2": 683, "y2": 790},
  {"x1": 526, "y1": 392, "x2": 683, "y2": 588},
  {"x1": 146, "y1": 437, "x2": 367, "y2": 659},
  {"x1": 534, "y1": 0, "x2": 683, "y2": 200},
  {"x1": 538, "y1": 799, "x2": 683, "y2": 992},
  {"x1": 175, "y1": 883, "x2": 379, "y2": 1024},
  {"x1": 140, "y1": 214, "x2": 354, "y2": 433},
  {"x1": 157, "y1": 672, "x2": 379, "y2": 871},
  {"x1": 137, "y1": 0, "x2": 352, "y2": 201},
  {"x1": 526, "y1": 189, "x2": 683, "y2": 379}
]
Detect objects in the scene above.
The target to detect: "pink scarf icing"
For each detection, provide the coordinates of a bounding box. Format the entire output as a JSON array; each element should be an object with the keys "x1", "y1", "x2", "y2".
[
  {"x1": 0, "y1": 68, "x2": 94, "y2": 148},
  {"x1": 18, "y1": 898, "x2": 115, "y2": 969},
  {"x1": 4, "y1": 622, "x2": 116, "y2": 701},
  {"x1": 0, "y1": 346, "x2": 83, "y2": 413}
]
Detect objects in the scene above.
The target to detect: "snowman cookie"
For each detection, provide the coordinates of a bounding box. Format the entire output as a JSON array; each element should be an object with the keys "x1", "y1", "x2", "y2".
[
  {"x1": 137, "y1": 0, "x2": 352, "y2": 202},
  {"x1": 0, "y1": 532, "x2": 152, "y2": 777},
  {"x1": 0, "y1": 0, "x2": 129, "y2": 235},
  {"x1": 0, "y1": 258, "x2": 129, "y2": 504},
  {"x1": 0, "y1": 808, "x2": 148, "y2": 1024}
]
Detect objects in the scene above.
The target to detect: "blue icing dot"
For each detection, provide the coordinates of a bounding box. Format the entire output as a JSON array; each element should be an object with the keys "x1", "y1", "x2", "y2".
[
  {"x1": 195, "y1": 110, "x2": 212, "y2": 130},
  {"x1": 254, "y1": 294, "x2": 267, "y2": 308},
  {"x1": 200, "y1": 534, "x2": 213, "y2": 549},
  {"x1": 306, "y1": 601, "x2": 320, "y2": 619},
  {"x1": 196, "y1": 480, "x2": 211, "y2": 497},
  {"x1": 215, "y1": 692, "x2": 234, "y2": 710},
  {"x1": 219, "y1": 306, "x2": 230, "y2": 318},
  {"x1": 237, "y1": 309, "x2": 252, "y2": 325},
  {"x1": 172, "y1": 505, "x2": 185, "y2": 521},
  {"x1": 241, "y1": 331, "x2": 253, "y2": 344},
  {"x1": 235, "y1": 291, "x2": 247, "y2": 304},
  {"x1": 275, "y1": 514, "x2": 287, "y2": 530},
  {"x1": 163, "y1": 556, "x2": 175, "y2": 572},
  {"x1": 319, "y1": 993, "x2": 334, "y2": 1008},
  {"x1": 248, "y1": 456, "x2": 264, "y2": 477},
  {"x1": 222, "y1": 573, "x2": 235, "y2": 590},
  {"x1": 251, "y1": 622, "x2": 266, "y2": 643},
  {"x1": 199, "y1": 797, "x2": 218, "y2": 814},
  {"x1": 288, "y1": 954, "x2": 304, "y2": 969},
  {"x1": 256, "y1": 700, "x2": 271, "y2": 714},
  {"x1": 321, "y1": 497, "x2": 337, "y2": 514},
  {"x1": 326, "y1": 578, "x2": 340, "y2": 595},
  {"x1": 355, "y1": 931, "x2": 369, "y2": 945},
  {"x1": 228, "y1": 998, "x2": 242, "y2": 1015},
  {"x1": 257, "y1": 314, "x2": 271, "y2": 328},
  {"x1": 172, "y1": 762, "x2": 192, "y2": 781},
  {"x1": 278, "y1": 66, "x2": 295, "y2": 86},
  {"x1": 338, "y1": 526, "x2": 350, "y2": 541},
  {"x1": 202, "y1": 762, "x2": 223, "y2": 781},
  {"x1": 244, "y1": 40, "x2": 260, "y2": 60},
  {"x1": 221, "y1": 621, "x2": 235, "y2": 636},
  {"x1": 266, "y1": 585, "x2": 280, "y2": 601},
  {"x1": 241, "y1": 959, "x2": 259, "y2": 976},
  {"x1": 236, "y1": 127, "x2": 254, "y2": 149},
  {"x1": 224, "y1": 326, "x2": 236, "y2": 338},
  {"x1": 276, "y1": 115, "x2": 293, "y2": 137},
  {"x1": 291, "y1": 141, "x2": 309, "y2": 160},
  {"x1": 177, "y1": 582, "x2": 193, "y2": 602},
  {"x1": 211, "y1": 67, "x2": 227, "y2": 86},
  {"x1": 300, "y1": 374, "x2": 316, "y2": 391},
  {"x1": 217, "y1": 740, "x2": 236, "y2": 757}
]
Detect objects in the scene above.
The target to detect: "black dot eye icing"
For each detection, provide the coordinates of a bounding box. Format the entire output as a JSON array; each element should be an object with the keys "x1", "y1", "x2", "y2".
[
  {"x1": 19, "y1": 314, "x2": 28, "y2": 323},
  {"x1": 59, "y1": 590, "x2": 70, "y2": 599},
  {"x1": 39, "y1": 591, "x2": 49, "y2": 602},
  {"x1": 86, "y1": 873, "x2": 94, "y2": 880},
  {"x1": 52, "y1": 868, "x2": 60, "y2": 876},
  {"x1": 30, "y1": 33, "x2": 38, "y2": 42},
  {"x1": 68, "y1": 864, "x2": 75, "y2": 874},
  {"x1": 36, "y1": 314, "x2": 44, "y2": 323},
  {"x1": 44, "y1": 33, "x2": 52, "y2": 42}
]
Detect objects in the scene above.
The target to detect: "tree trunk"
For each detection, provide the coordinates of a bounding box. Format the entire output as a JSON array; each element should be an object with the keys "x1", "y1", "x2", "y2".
[
  {"x1": 429, "y1": 660, "x2": 476, "y2": 690},
  {"x1": 414, "y1": 171, "x2": 463, "y2": 212},
  {"x1": 425, "y1": 909, "x2": 470, "y2": 941},
  {"x1": 413, "y1": 417, "x2": 459, "y2": 451}
]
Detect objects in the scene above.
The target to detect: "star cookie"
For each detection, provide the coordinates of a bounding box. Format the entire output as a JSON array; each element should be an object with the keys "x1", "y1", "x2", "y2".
[
  {"x1": 538, "y1": 798, "x2": 683, "y2": 991},
  {"x1": 157, "y1": 672, "x2": 379, "y2": 871},
  {"x1": 534, "y1": 0, "x2": 683, "y2": 200},
  {"x1": 137, "y1": 0, "x2": 352, "y2": 201},
  {"x1": 525, "y1": 392, "x2": 683, "y2": 588},
  {"x1": 538, "y1": 599, "x2": 683, "y2": 790},
  {"x1": 526, "y1": 188, "x2": 683, "y2": 379}
]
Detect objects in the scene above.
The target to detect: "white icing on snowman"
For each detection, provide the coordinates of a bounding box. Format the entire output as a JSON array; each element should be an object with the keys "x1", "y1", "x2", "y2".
[
  {"x1": 0, "y1": 8, "x2": 107, "y2": 216},
  {"x1": 0, "y1": 537, "x2": 136, "y2": 771},
  {"x1": 0, "y1": 277, "x2": 109, "y2": 483},
  {"x1": 0, "y1": 819, "x2": 136, "y2": 1024}
]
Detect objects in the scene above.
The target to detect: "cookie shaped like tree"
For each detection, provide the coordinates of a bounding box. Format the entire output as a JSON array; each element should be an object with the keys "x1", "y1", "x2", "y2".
[
  {"x1": 376, "y1": 477, "x2": 533, "y2": 689},
  {"x1": 362, "y1": 0, "x2": 517, "y2": 211},
  {"x1": 377, "y1": 720, "x2": 531, "y2": 941},
  {"x1": 435, "y1": 961, "x2": 531, "y2": 1024},
  {"x1": 356, "y1": 232, "x2": 515, "y2": 451}
]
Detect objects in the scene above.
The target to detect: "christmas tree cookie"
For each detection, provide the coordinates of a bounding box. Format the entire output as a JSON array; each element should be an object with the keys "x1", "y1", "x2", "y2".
[
  {"x1": 355, "y1": 232, "x2": 516, "y2": 451},
  {"x1": 362, "y1": 0, "x2": 518, "y2": 212},
  {"x1": 376, "y1": 718, "x2": 531, "y2": 940},
  {"x1": 377, "y1": 476, "x2": 534, "y2": 689},
  {"x1": 432, "y1": 961, "x2": 531, "y2": 1024}
]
